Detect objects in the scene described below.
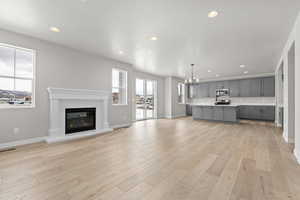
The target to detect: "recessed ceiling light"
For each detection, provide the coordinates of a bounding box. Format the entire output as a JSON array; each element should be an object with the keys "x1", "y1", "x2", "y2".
[
  {"x1": 208, "y1": 11, "x2": 218, "y2": 18},
  {"x1": 119, "y1": 50, "x2": 124, "y2": 55},
  {"x1": 216, "y1": 74, "x2": 220, "y2": 77},
  {"x1": 208, "y1": 70, "x2": 212, "y2": 73},
  {"x1": 244, "y1": 71, "x2": 249, "y2": 74},
  {"x1": 150, "y1": 36, "x2": 158, "y2": 41},
  {"x1": 240, "y1": 65, "x2": 246, "y2": 68},
  {"x1": 50, "y1": 27, "x2": 60, "y2": 33},
  {"x1": 80, "y1": 0, "x2": 88, "y2": 2}
]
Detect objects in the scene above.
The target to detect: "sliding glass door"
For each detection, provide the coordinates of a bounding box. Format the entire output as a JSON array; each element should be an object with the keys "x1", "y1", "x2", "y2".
[{"x1": 136, "y1": 79, "x2": 156, "y2": 120}]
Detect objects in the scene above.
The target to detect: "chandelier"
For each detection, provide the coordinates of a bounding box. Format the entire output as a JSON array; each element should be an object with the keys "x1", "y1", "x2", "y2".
[{"x1": 184, "y1": 64, "x2": 199, "y2": 84}]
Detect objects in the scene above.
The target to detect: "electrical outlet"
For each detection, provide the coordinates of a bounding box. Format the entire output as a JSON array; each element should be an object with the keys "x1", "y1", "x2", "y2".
[{"x1": 13, "y1": 128, "x2": 20, "y2": 135}]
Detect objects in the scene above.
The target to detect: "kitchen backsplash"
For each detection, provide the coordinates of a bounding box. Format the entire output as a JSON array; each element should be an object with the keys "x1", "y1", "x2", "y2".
[{"x1": 189, "y1": 97, "x2": 275, "y2": 105}]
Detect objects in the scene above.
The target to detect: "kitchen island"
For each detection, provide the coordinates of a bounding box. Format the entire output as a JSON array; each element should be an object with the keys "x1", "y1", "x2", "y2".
[
  {"x1": 192, "y1": 104, "x2": 239, "y2": 123},
  {"x1": 191, "y1": 103, "x2": 275, "y2": 123}
]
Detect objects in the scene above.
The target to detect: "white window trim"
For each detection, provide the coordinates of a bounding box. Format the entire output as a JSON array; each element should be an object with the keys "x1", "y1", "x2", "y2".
[
  {"x1": 178, "y1": 82, "x2": 185, "y2": 105},
  {"x1": 112, "y1": 68, "x2": 128, "y2": 106},
  {"x1": 0, "y1": 43, "x2": 36, "y2": 109}
]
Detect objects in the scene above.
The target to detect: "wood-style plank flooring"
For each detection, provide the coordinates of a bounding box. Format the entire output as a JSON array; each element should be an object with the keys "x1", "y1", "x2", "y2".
[{"x1": 1, "y1": 118, "x2": 300, "y2": 200}]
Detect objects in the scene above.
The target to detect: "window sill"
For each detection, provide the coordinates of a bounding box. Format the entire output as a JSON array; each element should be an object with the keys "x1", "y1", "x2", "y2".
[
  {"x1": 112, "y1": 104, "x2": 128, "y2": 106},
  {"x1": 0, "y1": 105, "x2": 35, "y2": 109}
]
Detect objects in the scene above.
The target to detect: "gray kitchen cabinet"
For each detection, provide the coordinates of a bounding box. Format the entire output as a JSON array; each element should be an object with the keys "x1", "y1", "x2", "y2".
[
  {"x1": 215, "y1": 81, "x2": 224, "y2": 89},
  {"x1": 223, "y1": 107, "x2": 237, "y2": 122},
  {"x1": 200, "y1": 83, "x2": 209, "y2": 97},
  {"x1": 192, "y1": 105, "x2": 239, "y2": 122},
  {"x1": 213, "y1": 107, "x2": 223, "y2": 121},
  {"x1": 262, "y1": 77, "x2": 275, "y2": 97},
  {"x1": 192, "y1": 106, "x2": 203, "y2": 119},
  {"x1": 248, "y1": 106, "x2": 261, "y2": 119},
  {"x1": 194, "y1": 84, "x2": 201, "y2": 98},
  {"x1": 209, "y1": 82, "x2": 217, "y2": 97},
  {"x1": 186, "y1": 104, "x2": 193, "y2": 116},
  {"x1": 238, "y1": 106, "x2": 248, "y2": 119},
  {"x1": 261, "y1": 106, "x2": 275, "y2": 121},
  {"x1": 229, "y1": 80, "x2": 240, "y2": 97},
  {"x1": 203, "y1": 106, "x2": 213, "y2": 120},
  {"x1": 238, "y1": 105, "x2": 275, "y2": 121},
  {"x1": 190, "y1": 76, "x2": 275, "y2": 99},
  {"x1": 239, "y1": 79, "x2": 251, "y2": 97},
  {"x1": 249, "y1": 78, "x2": 262, "y2": 97}
]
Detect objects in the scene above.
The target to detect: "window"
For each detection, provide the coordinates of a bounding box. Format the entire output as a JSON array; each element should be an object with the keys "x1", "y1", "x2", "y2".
[
  {"x1": 0, "y1": 44, "x2": 35, "y2": 108},
  {"x1": 112, "y1": 68, "x2": 127, "y2": 105},
  {"x1": 178, "y1": 83, "x2": 185, "y2": 104}
]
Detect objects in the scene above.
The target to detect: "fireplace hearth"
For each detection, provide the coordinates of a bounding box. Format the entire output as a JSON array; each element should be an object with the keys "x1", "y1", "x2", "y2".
[{"x1": 65, "y1": 108, "x2": 96, "y2": 134}]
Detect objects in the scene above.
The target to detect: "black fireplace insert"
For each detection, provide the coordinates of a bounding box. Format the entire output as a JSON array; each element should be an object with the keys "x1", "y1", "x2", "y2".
[{"x1": 65, "y1": 108, "x2": 96, "y2": 134}]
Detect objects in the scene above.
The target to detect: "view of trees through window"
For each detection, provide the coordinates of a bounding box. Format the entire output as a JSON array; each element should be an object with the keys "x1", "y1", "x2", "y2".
[{"x1": 0, "y1": 44, "x2": 35, "y2": 107}]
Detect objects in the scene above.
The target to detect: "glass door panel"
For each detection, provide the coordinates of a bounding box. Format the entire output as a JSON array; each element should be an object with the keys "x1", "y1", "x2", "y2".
[
  {"x1": 136, "y1": 79, "x2": 145, "y2": 120},
  {"x1": 146, "y1": 80, "x2": 154, "y2": 119},
  {"x1": 136, "y1": 79, "x2": 156, "y2": 120}
]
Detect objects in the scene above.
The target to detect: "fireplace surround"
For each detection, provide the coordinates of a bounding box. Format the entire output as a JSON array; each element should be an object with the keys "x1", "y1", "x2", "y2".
[{"x1": 47, "y1": 88, "x2": 112, "y2": 143}]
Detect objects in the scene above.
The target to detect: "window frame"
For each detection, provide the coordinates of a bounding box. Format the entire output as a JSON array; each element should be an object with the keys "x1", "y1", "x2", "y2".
[
  {"x1": 0, "y1": 43, "x2": 36, "y2": 109},
  {"x1": 177, "y1": 82, "x2": 185, "y2": 104},
  {"x1": 112, "y1": 68, "x2": 128, "y2": 106}
]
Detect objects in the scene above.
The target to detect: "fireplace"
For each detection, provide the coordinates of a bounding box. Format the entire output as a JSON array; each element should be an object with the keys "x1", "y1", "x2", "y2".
[{"x1": 65, "y1": 108, "x2": 96, "y2": 134}]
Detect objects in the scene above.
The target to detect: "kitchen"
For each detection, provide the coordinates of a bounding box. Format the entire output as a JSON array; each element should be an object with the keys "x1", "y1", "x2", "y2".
[{"x1": 186, "y1": 76, "x2": 276, "y2": 123}]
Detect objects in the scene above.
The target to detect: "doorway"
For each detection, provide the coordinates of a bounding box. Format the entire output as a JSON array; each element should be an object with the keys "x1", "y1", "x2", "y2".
[{"x1": 135, "y1": 79, "x2": 157, "y2": 120}]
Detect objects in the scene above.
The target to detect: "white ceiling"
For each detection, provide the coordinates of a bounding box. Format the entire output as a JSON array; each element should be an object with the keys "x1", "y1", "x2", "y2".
[{"x1": 0, "y1": 0, "x2": 299, "y2": 79}]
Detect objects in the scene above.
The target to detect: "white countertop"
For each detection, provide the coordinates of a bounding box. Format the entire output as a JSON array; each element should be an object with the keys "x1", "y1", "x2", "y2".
[{"x1": 189, "y1": 103, "x2": 275, "y2": 107}]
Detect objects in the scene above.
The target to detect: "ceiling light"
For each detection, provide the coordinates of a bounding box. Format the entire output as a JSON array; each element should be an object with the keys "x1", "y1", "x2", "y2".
[
  {"x1": 216, "y1": 74, "x2": 220, "y2": 77},
  {"x1": 208, "y1": 70, "x2": 212, "y2": 73},
  {"x1": 208, "y1": 11, "x2": 218, "y2": 18},
  {"x1": 150, "y1": 36, "x2": 158, "y2": 41},
  {"x1": 50, "y1": 27, "x2": 60, "y2": 33},
  {"x1": 240, "y1": 65, "x2": 246, "y2": 68},
  {"x1": 119, "y1": 50, "x2": 124, "y2": 55},
  {"x1": 244, "y1": 71, "x2": 249, "y2": 74}
]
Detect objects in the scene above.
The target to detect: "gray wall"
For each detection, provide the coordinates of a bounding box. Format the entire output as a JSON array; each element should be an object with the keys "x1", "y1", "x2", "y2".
[
  {"x1": 164, "y1": 76, "x2": 186, "y2": 118},
  {"x1": 295, "y1": 13, "x2": 300, "y2": 162},
  {"x1": 0, "y1": 29, "x2": 165, "y2": 144}
]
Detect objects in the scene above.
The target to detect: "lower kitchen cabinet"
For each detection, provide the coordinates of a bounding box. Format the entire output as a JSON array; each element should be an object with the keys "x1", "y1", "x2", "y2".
[
  {"x1": 238, "y1": 106, "x2": 275, "y2": 121},
  {"x1": 186, "y1": 104, "x2": 193, "y2": 116},
  {"x1": 213, "y1": 107, "x2": 223, "y2": 121},
  {"x1": 192, "y1": 105, "x2": 239, "y2": 122},
  {"x1": 223, "y1": 107, "x2": 238, "y2": 122}
]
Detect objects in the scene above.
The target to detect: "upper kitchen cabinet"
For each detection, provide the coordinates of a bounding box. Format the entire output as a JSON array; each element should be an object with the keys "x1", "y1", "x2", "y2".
[
  {"x1": 239, "y1": 79, "x2": 251, "y2": 97},
  {"x1": 261, "y1": 77, "x2": 275, "y2": 97},
  {"x1": 199, "y1": 83, "x2": 209, "y2": 97},
  {"x1": 229, "y1": 80, "x2": 240, "y2": 97},
  {"x1": 208, "y1": 82, "x2": 217, "y2": 97},
  {"x1": 189, "y1": 76, "x2": 275, "y2": 99},
  {"x1": 249, "y1": 78, "x2": 262, "y2": 97}
]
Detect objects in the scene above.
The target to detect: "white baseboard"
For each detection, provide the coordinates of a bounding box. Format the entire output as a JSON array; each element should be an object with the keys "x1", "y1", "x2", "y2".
[
  {"x1": 45, "y1": 128, "x2": 113, "y2": 144},
  {"x1": 282, "y1": 131, "x2": 295, "y2": 144},
  {"x1": 165, "y1": 114, "x2": 187, "y2": 119},
  {"x1": 111, "y1": 123, "x2": 132, "y2": 129},
  {"x1": 283, "y1": 133, "x2": 289, "y2": 143},
  {"x1": 0, "y1": 137, "x2": 46, "y2": 151},
  {"x1": 294, "y1": 149, "x2": 300, "y2": 165}
]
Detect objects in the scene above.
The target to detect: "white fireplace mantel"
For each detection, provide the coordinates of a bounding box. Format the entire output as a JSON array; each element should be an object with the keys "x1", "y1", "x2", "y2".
[{"x1": 47, "y1": 87, "x2": 113, "y2": 143}]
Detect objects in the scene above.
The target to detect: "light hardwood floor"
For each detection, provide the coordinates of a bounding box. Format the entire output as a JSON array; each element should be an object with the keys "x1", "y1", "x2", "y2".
[{"x1": 1, "y1": 118, "x2": 300, "y2": 200}]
